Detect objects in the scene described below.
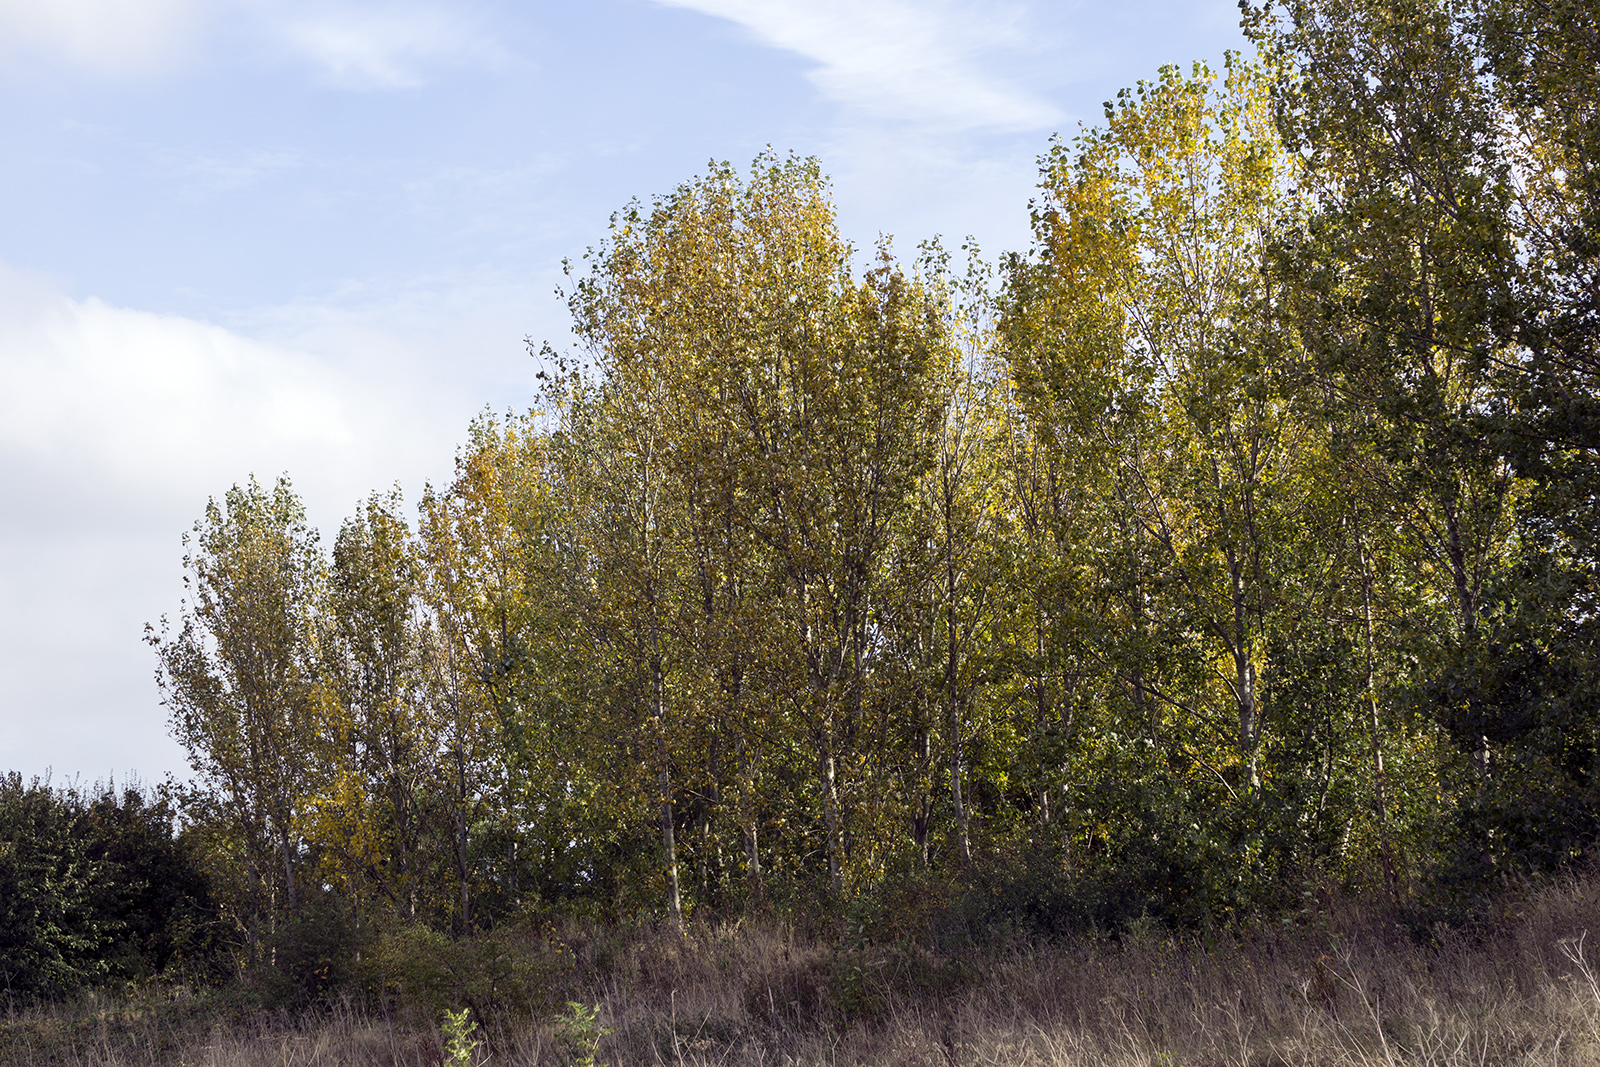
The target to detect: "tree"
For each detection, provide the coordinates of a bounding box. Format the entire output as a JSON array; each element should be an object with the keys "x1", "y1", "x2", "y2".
[
  {"x1": 0, "y1": 774, "x2": 107, "y2": 997},
  {"x1": 415, "y1": 438, "x2": 535, "y2": 935},
  {"x1": 148, "y1": 476, "x2": 324, "y2": 941},
  {"x1": 553, "y1": 362, "x2": 693, "y2": 929},
  {"x1": 1245, "y1": 0, "x2": 1578, "y2": 878},
  {"x1": 1247, "y1": 0, "x2": 1518, "y2": 643},
  {"x1": 1001, "y1": 58, "x2": 1362, "y2": 910},
  {"x1": 1465, "y1": 0, "x2": 1600, "y2": 870},
  {"x1": 562, "y1": 153, "x2": 953, "y2": 901},
  {"x1": 313, "y1": 490, "x2": 434, "y2": 916}
]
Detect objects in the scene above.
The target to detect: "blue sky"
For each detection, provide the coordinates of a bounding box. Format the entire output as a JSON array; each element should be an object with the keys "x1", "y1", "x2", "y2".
[{"x1": 0, "y1": 0, "x2": 1246, "y2": 783}]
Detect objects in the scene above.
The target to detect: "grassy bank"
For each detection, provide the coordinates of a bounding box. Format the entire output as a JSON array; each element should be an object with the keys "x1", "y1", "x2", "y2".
[{"x1": 4, "y1": 871, "x2": 1599, "y2": 1066}]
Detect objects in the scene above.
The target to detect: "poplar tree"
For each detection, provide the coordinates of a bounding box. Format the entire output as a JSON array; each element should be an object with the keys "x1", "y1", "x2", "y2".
[{"x1": 148, "y1": 476, "x2": 324, "y2": 941}]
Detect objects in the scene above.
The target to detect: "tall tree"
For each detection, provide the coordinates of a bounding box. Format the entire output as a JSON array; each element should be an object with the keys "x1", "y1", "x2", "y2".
[
  {"x1": 1245, "y1": 0, "x2": 1553, "y2": 875},
  {"x1": 564, "y1": 154, "x2": 952, "y2": 899},
  {"x1": 1001, "y1": 59, "x2": 1359, "y2": 907},
  {"x1": 148, "y1": 476, "x2": 324, "y2": 940},
  {"x1": 313, "y1": 490, "x2": 433, "y2": 916},
  {"x1": 1247, "y1": 0, "x2": 1519, "y2": 646}
]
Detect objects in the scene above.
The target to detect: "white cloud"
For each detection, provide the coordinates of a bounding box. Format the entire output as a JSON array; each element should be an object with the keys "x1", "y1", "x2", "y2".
[
  {"x1": 276, "y1": 3, "x2": 500, "y2": 89},
  {"x1": 654, "y1": 0, "x2": 1059, "y2": 130},
  {"x1": 0, "y1": 0, "x2": 499, "y2": 87},
  {"x1": 0, "y1": 269, "x2": 358, "y2": 518},
  {"x1": 0, "y1": 0, "x2": 204, "y2": 75},
  {"x1": 0, "y1": 265, "x2": 487, "y2": 780}
]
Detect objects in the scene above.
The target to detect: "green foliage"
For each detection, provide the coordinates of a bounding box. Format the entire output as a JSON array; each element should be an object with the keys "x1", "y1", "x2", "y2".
[
  {"x1": 362, "y1": 918, "x2": 570, "y2": 1026},
  {"x1": 147, "y1": 475, "x2": 326, "y2": 935},
  {"x1": 441, "y1": 1006, "x2": 480, "y2": 1067},
  {"x1": 1244, "y1": 0, "x2": 1600, "y2": 893},
  {"x1": 135, "y1": 0, "x2": 1600, "y2": 966},
  {"x1": 247, "y1": 892, "x2": 369, "y2": 1011},
  {"x1": 554, "y1": 1001, "x2": 611, "y2": 1067},
  {"x1": 0, "y1": 775, "x2": 108, "y2": 999},
  {"x1": 0, "y1": 775, "x2": 219, "y2": 1000}
]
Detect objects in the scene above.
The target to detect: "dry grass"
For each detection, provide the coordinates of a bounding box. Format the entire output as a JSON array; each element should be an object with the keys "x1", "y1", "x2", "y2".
[{"x1": 5, "y1": 872, "x2": 1600, "y2": 1066}]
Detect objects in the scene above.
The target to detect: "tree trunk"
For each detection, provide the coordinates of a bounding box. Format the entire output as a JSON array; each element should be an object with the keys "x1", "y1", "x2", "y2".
[
  {"x1": 1359, "y1": 537, "x2": 1401, "y2": 901},
  {"x1": 736, "y1": 730, "x2": 763, "y2": 904},
  {"x1": 1227, "y1": 546, "x2": 1261, "y2": 794},
  {"x1": 279, "y1": 824, "x2": 298, "y2": 911},
  {"x1": 660, "y1": 764, "x2": 683, "y2": 932},
  {"x1": 820, "y1": 728, "x2": 843, "y2": 896},
  {"x1": 912, "y1": 715, "x2": 932, "y2": 867},
  {"x1": 456, "y1": 805, "x2": 471, "y2": 934},
  {"x1": 652, "y1": 643, "x2": 684, "y2": 933},
  {"x1": 742, "y1": 818, "x2": 762, "y2": 901},
  {"x1": 947, "y1": 542, "x2": 972, "y2": 868}
]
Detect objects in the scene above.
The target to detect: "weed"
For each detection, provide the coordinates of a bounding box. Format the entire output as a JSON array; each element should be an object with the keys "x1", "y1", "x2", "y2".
[
  {"x1": 4, "y1": 873, "x2": 1600, "y2": 1065},
  {"x1": 556, "y1": 1000, "x2": 611, "y2": 1067},
  {"x1": 441, "y1": 1006, "x2": 480, "y2": 1067}
]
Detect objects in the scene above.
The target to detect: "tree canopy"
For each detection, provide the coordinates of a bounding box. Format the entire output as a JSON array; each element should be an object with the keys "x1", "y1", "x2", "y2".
[{"x1": 111, "y1": 1, "x2": 1600, "y2": 973}]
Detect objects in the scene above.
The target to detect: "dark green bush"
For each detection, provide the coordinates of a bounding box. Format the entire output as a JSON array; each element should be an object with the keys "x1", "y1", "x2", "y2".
[
  {"x1": 248, "y1": 893, "x2": 370, "y2": 1011},
  {"x1": 0, "y1": 773, "x2": 219, "y2": 1000}
]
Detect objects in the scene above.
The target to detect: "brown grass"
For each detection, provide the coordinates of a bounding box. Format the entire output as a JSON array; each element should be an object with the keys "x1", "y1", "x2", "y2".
[{"x1": 4, "y1": 872, "x2": 1599, "y2": 1066}]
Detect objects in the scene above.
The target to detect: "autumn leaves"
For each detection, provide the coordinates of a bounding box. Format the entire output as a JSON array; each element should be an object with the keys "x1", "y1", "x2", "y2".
[{"x1": 149, "y1": 1, "x2": 1600, "y2": 937}]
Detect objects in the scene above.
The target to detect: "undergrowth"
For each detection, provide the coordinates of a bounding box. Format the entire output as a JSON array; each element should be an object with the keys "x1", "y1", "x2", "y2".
[{"x1": 3, "y1": 869, "x2": 1599, "y2": 1065}]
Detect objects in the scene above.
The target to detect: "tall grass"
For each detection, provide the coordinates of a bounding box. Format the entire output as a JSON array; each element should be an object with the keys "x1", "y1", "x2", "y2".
[{"x1": 4, "y1": 870, "x2": 1598, "y2": 1065}]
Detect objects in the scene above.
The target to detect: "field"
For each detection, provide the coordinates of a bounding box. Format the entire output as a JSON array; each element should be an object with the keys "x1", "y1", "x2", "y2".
[{"x1": 4, "y1": 872, "x2": 1599, "y2": 1067}]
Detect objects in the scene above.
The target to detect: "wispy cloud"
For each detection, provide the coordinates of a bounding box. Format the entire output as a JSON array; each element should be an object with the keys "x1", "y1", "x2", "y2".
[
  {"x1": 0, "y1": 0, "x2": 497, "y2": 87},
  {"x1": 653, "y1": 0, "x2": 1059, "y2": 130},
  {"x1": 0, "y1": 0, "x2": 204, "y2": 76},
  {"x1": 275, "y1": 3, "x2": 501, "y2": 90},
  {"x1": 169, "y1": 149, "x2": 304, "y2": 193}
]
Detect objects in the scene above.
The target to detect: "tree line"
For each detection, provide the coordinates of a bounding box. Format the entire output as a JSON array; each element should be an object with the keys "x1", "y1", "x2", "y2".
[{"x1": 115, "y1": 0, "x2": 1600, "y2": 975}]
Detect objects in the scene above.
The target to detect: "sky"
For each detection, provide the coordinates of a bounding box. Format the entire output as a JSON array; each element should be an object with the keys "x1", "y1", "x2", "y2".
[{"x1": 0, "y1": 0, "x2": 1248, "y2": 785}]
